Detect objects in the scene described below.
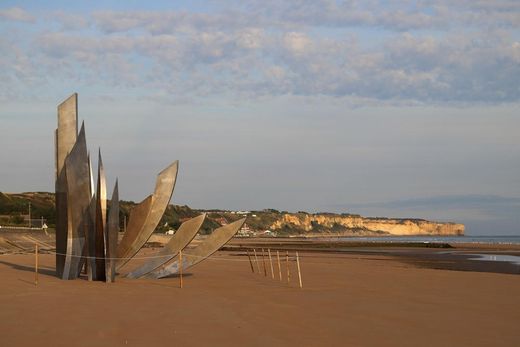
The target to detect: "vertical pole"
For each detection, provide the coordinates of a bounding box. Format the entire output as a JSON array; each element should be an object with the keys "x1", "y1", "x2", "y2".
[
  {"x1": 179, "y1": 250, "x2": 183, "y2": 289},
  {"x1": 253, "y1": 249, "x2": 260, "y2": 273},
  {"x1": 286, "y1": 251, "x2": 290, "y2": 284},
  {"x1": 34, "y1": 243, "x2": 38, "y2": 285},
  {"x1": 262, "y1": 248, "x2": 267, "y2": 276},
  {"x1": 268, "y1": 249, "x2": 274, "y2": 279},
  {"x1": 85, "y1": 221, "x2": 92, "y2": 281},
  {"x1": 247, "y1": 250, "x2": 254, "y2": 273},
  {"x1": 296, "y1": 252, "x2": 303, "y2": 289},
  {"x1": 124, "y1": 216, "x2": 127, "y2": 233},
  {"x1": 277, "y1": 251, "x2": 282, "y2": 281},
  {"x1": 28, "y1": 202, "x2": 31, "y2": 228}
]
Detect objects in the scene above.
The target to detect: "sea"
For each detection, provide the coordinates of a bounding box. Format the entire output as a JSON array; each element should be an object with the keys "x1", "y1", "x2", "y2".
[
  {"x1": 328, "y1": 235, "x2": 520, "y2": 266},
  {"x1": 330, "y1": 235, "x2": 520, "y2": 245}
]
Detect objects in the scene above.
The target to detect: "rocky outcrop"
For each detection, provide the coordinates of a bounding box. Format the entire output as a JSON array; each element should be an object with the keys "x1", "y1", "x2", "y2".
[{"x1": 269, "y1": 213, "x2": 464, "y2": 236}]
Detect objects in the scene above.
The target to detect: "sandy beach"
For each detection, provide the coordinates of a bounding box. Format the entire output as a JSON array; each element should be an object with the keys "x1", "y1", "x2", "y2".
[{"x1": 1, "y1": 245, "x2": 519, "y2": 347}]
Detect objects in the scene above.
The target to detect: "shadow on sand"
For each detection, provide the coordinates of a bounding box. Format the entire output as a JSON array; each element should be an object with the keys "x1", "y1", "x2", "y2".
[{"x1": 0, "y1": 259, "x2": 56, "y2": 277}]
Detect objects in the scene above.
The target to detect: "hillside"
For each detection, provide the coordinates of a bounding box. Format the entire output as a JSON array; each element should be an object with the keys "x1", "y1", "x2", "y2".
[{"x1": 0, "y1": 192, "x2": 464, "y2": 236}]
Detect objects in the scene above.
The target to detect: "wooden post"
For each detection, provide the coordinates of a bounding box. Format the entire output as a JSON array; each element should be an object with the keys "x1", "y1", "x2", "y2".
[
  {"x1": 34, "y1": 243, "x2": 38, "y2": 285},
  {"x1": 286, "y1": 251, "x2": 290, "y2": 284},
  {"x1": 84, "y1": 221, "x2": 92, "y2": 281},
  {"x1": 262, "y1": 248, "x2": 267, "y2": 276},
  {"x1": 247, "y1": 250, "x2": 254, "y2": 273},
  {"x1": 296, "y1": 252, "x2": 303, "y2": 289},
  {"x1": 277, "y1": 251, "x2": 282, "y2": 281},
  {"x1": 268, "y1": 249, "x2": 274, "y2": 279},
  {"x1": 179, "y1": 250, "x2": 183, "y2": 289},
  {"x1": 253, "y1": 249, "x2": 261, "y2": 273}
]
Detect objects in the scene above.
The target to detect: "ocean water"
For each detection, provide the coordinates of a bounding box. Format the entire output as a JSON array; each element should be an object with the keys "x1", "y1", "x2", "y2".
[
  {"x1": 331, "y1": 235, "x2": 520, "y2": 245},
  {"x1": 467, "y1": 254, "x2": 520, "y2": 265}
]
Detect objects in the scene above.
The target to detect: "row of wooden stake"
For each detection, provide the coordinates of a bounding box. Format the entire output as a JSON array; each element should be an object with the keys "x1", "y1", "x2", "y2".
[
  {"x1": 33, "y1": 244, "x2": 301, "y2": 289},
  {"x1": 247, "y1": 248, "x2": 302, "y2": 288}
]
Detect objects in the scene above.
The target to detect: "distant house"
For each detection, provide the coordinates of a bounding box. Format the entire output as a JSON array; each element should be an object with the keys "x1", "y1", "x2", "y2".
[
  {"x1": 165, "y1": 229, "x2": 175, "y2": 235},
  {"x1": 237, "y1": 223, "x2": 253, "y2": 236},
  {"x1": 215, "y1": 217, "x2": 228, "y2": 226},
  {"x1": 259, "y1": 229, "x2": 276, "y2": 237}
]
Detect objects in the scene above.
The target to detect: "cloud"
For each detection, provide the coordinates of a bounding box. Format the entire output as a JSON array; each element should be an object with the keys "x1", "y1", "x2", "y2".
[
  {"x1": 1, "y1": 3, "x2": 519, "y2": 103},
  {"x1": 49, "y1": 11, "x2": 89, "y2": 30},
  {"x1": 25, "y1": 26, "x2": 518, "y2": 103},
  {"x1": 0, "y1": 7, "x2": 35, "y2": 22},
  {"x1": 240, "y1": 0, "x2": 520, "y2": 31}
]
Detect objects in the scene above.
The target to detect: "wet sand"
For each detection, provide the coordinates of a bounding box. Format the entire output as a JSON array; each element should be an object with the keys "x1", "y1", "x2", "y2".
[{"x1": 1, "y1": 249, "x2": 519, "y2": 346}]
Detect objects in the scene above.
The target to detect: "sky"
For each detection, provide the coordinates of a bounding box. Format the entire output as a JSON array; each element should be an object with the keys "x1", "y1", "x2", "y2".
[{"x1": 1, "y1": 1, "x2": 519, "y2": 235}]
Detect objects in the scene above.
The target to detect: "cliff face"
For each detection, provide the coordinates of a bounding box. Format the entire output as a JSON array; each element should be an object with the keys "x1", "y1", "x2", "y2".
[{"x1": 269, "y1": 213, "x2": 464, "y2": 236}]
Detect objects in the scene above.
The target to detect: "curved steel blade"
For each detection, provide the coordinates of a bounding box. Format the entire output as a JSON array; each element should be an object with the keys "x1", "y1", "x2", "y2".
[
  {"x1": 126, "y1": 213, "x2": 206, "y2": 279},
  {"x1": 116, "y1": 195, "x2": 153, "y2": 261},
  {"x1": 116, "y1": 161, "x2": 178, "y2": 270},
  {"x1": 147, "y1": 217, "x2": 246, "y2": 279}
]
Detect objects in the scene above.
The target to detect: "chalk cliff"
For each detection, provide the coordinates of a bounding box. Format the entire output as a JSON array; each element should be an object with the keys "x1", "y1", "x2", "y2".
[{"x1": 269, "y1": 213, "x2": 464, "y2": 236}]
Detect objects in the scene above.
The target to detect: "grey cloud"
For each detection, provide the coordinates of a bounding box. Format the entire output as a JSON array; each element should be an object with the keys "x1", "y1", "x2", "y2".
[
  {"x1": 91, "y1": 10, "x2": 257, "y2": 34},
  {"x1": 2, "y1": 3, "x2": 520, "y2": 103},
  {"x1": 240, "y1": 0, "x2": 520, "y2": 30},
  {"x1": 21, "y1": 27, "x2": 520, "y2": 103},
  {"x1": 0, "y1": 7, "x2": 35, "y2": 22},
  {"x1": 49, "y1": 11, "x2": 90, "y2": 30}
]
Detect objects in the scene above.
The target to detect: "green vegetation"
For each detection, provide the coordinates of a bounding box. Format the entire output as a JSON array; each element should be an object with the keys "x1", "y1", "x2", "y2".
[
  {"x1": 0, "y1": 191, "x2": 452, "y2": 237},
  {"x1": 0, "y1": 192, "x2": 55, "y2": 226}
]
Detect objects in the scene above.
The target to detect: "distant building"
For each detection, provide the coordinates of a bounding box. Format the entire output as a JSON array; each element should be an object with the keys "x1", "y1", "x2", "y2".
[
  {"x1": 215, "y1": 217, "x2": 228, "y2": 226},
  {"x1": 237, "y1": 223, "x2": 253, "y2": 237}
]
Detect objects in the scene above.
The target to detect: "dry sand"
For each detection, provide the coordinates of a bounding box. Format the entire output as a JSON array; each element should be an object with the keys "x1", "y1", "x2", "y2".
[{"x1": 0, "y1": 249, "x2": 519, "y2": 347}]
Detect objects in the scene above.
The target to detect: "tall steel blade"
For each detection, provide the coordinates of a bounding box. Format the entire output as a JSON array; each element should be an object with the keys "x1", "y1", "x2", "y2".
[
  {"x1": 105, "y1": 180, "x2": 119, "y2": 282},
  {"x1": 63, "y1": 123, "x2": 92, "y2": 280},
  {"x1": 55, "y1": 93, "x2": 77, "y2": 278},
  {"x1": 95, "y1": 149, "x2": 107, "y2": 280},
  {"x1": 126, "y1": 214, "x2": 206, "y2": 279},
  {"x1": 147, "y1": 217, "x2": 246, "y2": 279}
]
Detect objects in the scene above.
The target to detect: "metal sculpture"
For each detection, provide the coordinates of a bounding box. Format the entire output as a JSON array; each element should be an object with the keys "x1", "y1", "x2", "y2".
[
  {"x1": 54, "y1": 93, "x2": 244, "y2": 282},
  {"x1": 55, "y1": 94, "x2": 120, "y2": 281},
  {"x1": 147, "y1": 218, "x2": 246, "y2": 279},
  {"x1": 126, "y1": 214, "x2": 206, "y2": 278}
]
